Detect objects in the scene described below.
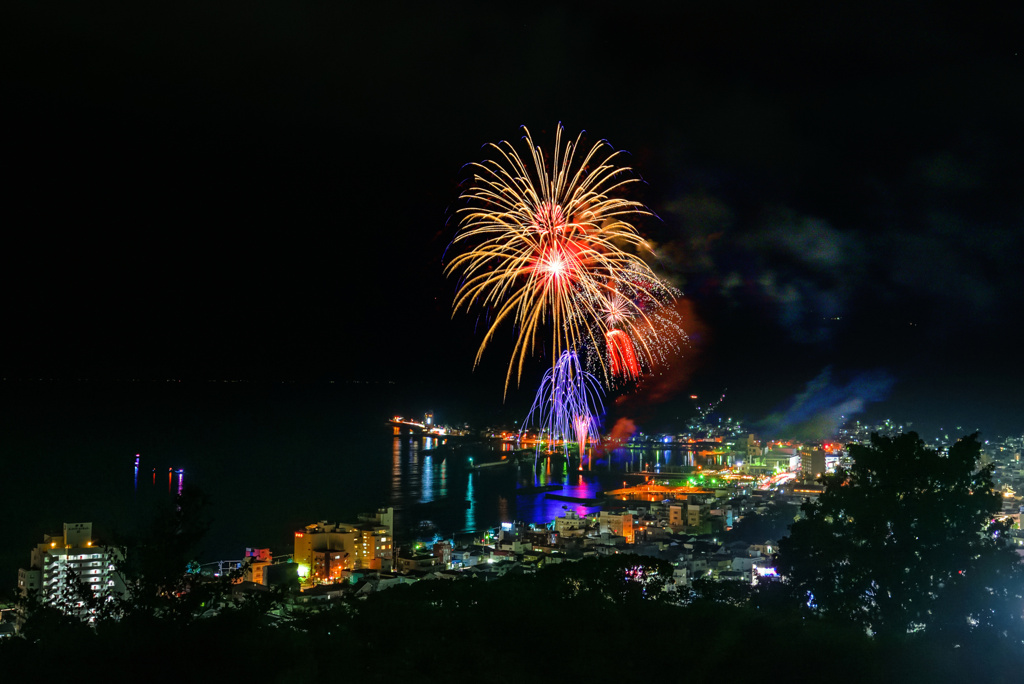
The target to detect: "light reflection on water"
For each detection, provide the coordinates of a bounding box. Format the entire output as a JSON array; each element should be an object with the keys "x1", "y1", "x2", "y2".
[
  {"x1": 464, "y1": 471, "x2": 475, "y2": 532},
  {"x1": 610, "y1": 446, "x2": 736, "y2": 472},
  {"x1": 422, "y1": 454, "x2": 433, "y2": 503},
  {"x1": 2, "y1": 382, "x2": 748, "y2": 578},
  {"x1": 386, "y1": 433, "x2": 730, "y2": 537}
]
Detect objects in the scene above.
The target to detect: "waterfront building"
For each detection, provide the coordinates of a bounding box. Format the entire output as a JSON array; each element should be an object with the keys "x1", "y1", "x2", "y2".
[
  {"x1": 294, "y1": 522, "x2": 354, "y2": 581},
  {"x1": 432, "y1": 541, "x2": 452, "y2": 569},
  {"x1": 17, "y1": 522, "x2": 125, "y2": 623},
  {"x1": 554, "y1": 510, "x2": 589, "y2": 537},
  {"x1": 294, "y1": 508, "x2": 394, "y2": 583}
]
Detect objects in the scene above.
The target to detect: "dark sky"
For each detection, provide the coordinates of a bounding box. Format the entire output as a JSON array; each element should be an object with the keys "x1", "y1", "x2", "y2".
[{"x1": 3, "y1": 2, "x2": 1022, "y2": 438}]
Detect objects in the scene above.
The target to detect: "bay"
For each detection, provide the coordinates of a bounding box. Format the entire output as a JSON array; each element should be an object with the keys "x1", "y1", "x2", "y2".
[{"x1": 0, "y1": 380, "x2": 641, "y2": 583}]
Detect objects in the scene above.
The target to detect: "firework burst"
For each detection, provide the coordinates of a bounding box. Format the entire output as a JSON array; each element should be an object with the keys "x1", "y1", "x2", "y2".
[
  {"x1": 520, "y1": 350, "x2": 604, "y2": 464},
  {"x1": 582, "y1": 272, "x2": 688, "y2": 385},
  {"x1": 446, "y1": 124, "x2": 669, "y2": 392}
]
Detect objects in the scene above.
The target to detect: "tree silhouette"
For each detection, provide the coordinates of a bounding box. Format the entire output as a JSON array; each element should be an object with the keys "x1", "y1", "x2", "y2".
[
  {"x1": 778, "y1": 432, "x2": 1024, "y2": 644},
  {"x1": 727, "y1": 502, "x2": 800, "y2": 544}
]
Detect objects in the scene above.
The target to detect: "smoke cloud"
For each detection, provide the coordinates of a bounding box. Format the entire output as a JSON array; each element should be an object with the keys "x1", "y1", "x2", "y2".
[
  {"x1": 757, "y1": 366, "x2": 894, "y2": 441},
  {"x1": 614, "y1": 298, "x2": 707, "y2": 421},
  {"x1": 605, "y1": 417, "x2": 637, "y2": 447}
]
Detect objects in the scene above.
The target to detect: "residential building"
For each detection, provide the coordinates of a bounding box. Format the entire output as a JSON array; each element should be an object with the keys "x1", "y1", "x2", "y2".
[
  {"x1": 598, "y1": 511, "x2": 634, "y2": 543},
  {"x1": 18, "y1": 522, "x2": 125, "y2": 623}
]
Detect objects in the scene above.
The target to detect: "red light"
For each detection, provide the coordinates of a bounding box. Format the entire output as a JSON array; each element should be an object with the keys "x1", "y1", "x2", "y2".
[{"x1": 606, "y1": 329, "x2": 640, "y2": 379}]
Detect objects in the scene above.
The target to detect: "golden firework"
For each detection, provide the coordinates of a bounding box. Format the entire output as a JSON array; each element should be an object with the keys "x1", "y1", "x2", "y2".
[{"x1": 446, "y1": 124, "x2": 671, "y2": 392}]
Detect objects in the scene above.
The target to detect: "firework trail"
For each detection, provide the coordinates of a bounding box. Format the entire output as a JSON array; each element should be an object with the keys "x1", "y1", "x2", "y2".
[
  {"x1": 590, "y1": 273, "x2": 687, "y2": 384},
  {"x1": 606, "y1": 329, "x2": 641, "y2": 379},
  {"x1": 446, "y1": 124, "x2": 671, "y2": 393},
  {"x1": 520, "y1": 350, "x2": 604, "y2": 465}
]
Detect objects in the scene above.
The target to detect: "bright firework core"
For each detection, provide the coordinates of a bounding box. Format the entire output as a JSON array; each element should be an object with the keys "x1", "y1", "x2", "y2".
[
  {"x1": 534, "y1": 242, "x2": 584, "y2": 291},
  {"x1": 537, "y1": 247, "x2": 569, "y2": 280},
  {"x1": 602, "y1": 290, "x2": 631, "y2": 327},
  {"x1": 446, "y1": 124, "x2": 669, "y2": 391}
]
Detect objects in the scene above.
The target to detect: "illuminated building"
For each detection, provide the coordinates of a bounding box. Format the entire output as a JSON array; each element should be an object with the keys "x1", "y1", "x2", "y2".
[
  {"x1": 801, "y1": 448, "x2": 826, "y2": 482},
  {"x1": 598, "y1": 512, "x2": 634, "y2": 544},
  {"x1": 764, "y1": 447, "x2": 799, "y2": 473},
  {"x1": 687, "y1": 503, "x2": 709, "y2": 528},
  {"x1": 432, "y1": 541, "x2": 452, "y2": 569},
  {"x1": 295, "y1": 523, "x2": 356, "y2": 582},
  {"x1": 17, "y1": 522, "x2": 125, "y2": 623},
  {"x1": 668, "y1": 505, "x2": 685, "y2": 530},
  {"x1": 357, "y1": 507, "x2": 395, "y2": 570},
  {"x1": 746, "y1": 434, "x2": 762, "y2": 461},
  {"x1": 242, "y1": 547, "x2": 272, "y2": 585},
  {"x1": 294, "y1": 508, "x2": 394, "y2": 583},
  {"x1": 395, "y1": 552, "x2": 440, "y2": 574},
  {"x1": 781, "y1": 482, "x2": 825, "y2": 500},
  {"x1": 554, "y1": 510, "x2": 589, "y2": 537},
  {"x1": 357, "y1": 526, "x2": 391, "y2": 571}
]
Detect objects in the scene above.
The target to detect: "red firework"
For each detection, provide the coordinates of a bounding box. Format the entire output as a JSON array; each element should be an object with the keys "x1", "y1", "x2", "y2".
[{"x1": 606, "y1": 329, "x2": 641, "y2": 379}]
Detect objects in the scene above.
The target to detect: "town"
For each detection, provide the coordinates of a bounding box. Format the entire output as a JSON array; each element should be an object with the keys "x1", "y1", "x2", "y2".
[{"x1": 9, "y1": 419, "x2": 1023, "y2": 628}]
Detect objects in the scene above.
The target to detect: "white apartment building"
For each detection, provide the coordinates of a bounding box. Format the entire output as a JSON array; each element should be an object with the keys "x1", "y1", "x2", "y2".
[{"x1": 18, "y1": 522, "x2": 125, "y2": 623}]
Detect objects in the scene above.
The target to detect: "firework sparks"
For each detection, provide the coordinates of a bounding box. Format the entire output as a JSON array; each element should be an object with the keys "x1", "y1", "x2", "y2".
[
  {"x1": 606, "y1": 329, "x2": 641, "y2": 379},
  {"x1": 446, "y1": 124, "x2": 668, "y2": 392},
  {"x1": 520, "y1": 350, "x2": 605, "y2": 464},
  {"x1": 585, "y1": 275, "x2": 688, "y2": 384}
]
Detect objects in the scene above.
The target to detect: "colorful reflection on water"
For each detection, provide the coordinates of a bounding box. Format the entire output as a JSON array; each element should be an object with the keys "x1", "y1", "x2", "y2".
[
  {"x1": 12, "y1": 382, "x2": 748, "y2": 577},
  {"x1": 383, "y1": 432, "x2": 739, "y2": 538},
  {"x1": 386, "y1": 433, "x2": 632, "y2": 536},
  {"x1": 133, "y1": 455, "x2": 186, "y2": 496},
  {"x1": 515, "y1": 469, "x2": 604, "y2": 525}
]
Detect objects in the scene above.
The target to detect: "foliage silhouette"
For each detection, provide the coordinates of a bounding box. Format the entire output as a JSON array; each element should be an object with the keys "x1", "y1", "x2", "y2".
[
  {"x1": 726, "y1": 502, "x2": 800, "y2": 543},
  {"x1": 779, "y1": 432, "x2": 1024, "y2": 644}
]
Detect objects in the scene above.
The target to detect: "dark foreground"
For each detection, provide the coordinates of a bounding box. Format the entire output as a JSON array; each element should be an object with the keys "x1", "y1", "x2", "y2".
[{"x1": 3, "y1": 555, "x2": 1022, "y2": 684}]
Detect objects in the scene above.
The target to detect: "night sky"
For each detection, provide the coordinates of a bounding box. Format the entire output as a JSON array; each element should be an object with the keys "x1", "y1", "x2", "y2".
[{"x1": 4, "y1": 2, "x2": 1022, "y2": 438}]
